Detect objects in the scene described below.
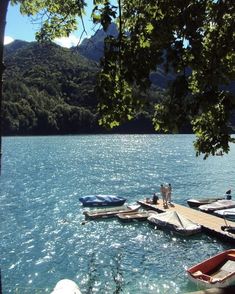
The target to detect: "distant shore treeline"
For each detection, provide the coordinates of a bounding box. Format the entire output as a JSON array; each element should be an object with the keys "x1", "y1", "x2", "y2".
[
  {"x1": 2, "y1": 39, "x2": 169, "y2": 136},
  {"x1": 3, "y1": 35, "x2": 234, "y2": 136}
]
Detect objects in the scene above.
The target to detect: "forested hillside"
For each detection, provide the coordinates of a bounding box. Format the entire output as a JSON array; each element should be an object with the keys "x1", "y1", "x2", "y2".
[
  {"x1": 3, "y1": 41, "x2": 100, "y2": 135},
  {"x1": 2, "y1": 40, "x2": 165, "y2": 135}
]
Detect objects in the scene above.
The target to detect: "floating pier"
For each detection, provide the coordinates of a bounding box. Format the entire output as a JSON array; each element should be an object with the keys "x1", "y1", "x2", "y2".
[{"x1": 137, "y1": 199, "x2": 235, "y2": 244}]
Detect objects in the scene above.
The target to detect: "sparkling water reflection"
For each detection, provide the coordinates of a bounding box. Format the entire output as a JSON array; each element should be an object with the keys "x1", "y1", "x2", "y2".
[{"x1": 0, "y1": 135, "x2": 234, "y2": 293}]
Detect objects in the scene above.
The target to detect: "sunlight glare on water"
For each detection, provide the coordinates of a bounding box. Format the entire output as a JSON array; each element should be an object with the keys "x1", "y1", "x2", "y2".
[{"x1": 0, "y1": 134, "x2": 234, "y2": 293}]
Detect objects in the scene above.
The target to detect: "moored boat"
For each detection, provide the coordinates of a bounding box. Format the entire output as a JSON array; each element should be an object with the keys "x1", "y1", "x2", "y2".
[
  {"x1": 147, "y1": 210, "x2": 201, "y2": 236},
  {"x1": 214, "y1": 208, "x2": 235, "y2": 220},
  {"x1": 83, "y1": 204, "x2": 140, "y2": 219},
  {"x1": 79, "y1": 194, "x2": 126, "y2": 207},
  {"x1": 187, "y1": 249, "x2": 235, "y2": 288},
  {"x1": 187, "y1": 197, "x2": 223, "y2": 208},
  {"x1": 199, "y1": 200, "x2": 235, "y2": 213},
  {"x1": 117, "y1": 211, "x2": 150, "y2": 222}
]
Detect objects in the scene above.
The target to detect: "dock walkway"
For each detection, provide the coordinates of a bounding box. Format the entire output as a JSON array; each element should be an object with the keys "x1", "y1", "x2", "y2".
[{"x1": 137, "y1": 199, "x2": 235, "y2": 244}]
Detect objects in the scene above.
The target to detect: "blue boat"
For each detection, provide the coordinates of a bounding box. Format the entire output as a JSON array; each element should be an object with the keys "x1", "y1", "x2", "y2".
[{"x1": 79, "y1": 194, "x2": 126, "y2": 207}]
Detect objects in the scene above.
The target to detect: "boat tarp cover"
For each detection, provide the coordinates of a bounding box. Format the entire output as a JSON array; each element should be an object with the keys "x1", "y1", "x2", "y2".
[
  {"x1": 79, "y1": 195, "x2": 126, "y2": 204},
  {"x1": 199, "y1": 200, "x2": 235, "y2": 212},
  {"x1": 214, "y1": 207, "x2": 235, "y2": 217},
  {"x1": 148, "y1": 211, "x2": 200, "y2": 231}
]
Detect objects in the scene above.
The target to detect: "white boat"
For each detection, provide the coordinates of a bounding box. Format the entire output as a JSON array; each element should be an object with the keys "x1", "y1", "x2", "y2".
[
  {"x1": 117, "y1": 211, "x2": 150, "y2": 222},
  {"x1": 199, "y1": 200, "x2": 235, "y2": 212},
  {"x1": 147, "y1": 211, "x2": 201, "y2": 236},
  {"x1": 187, "y1": 197, "x2": 223, "y2": 208},
  {"x1": 83, "y1": 204, "x2": 140, "y2": 219},
  {"x1": 51, "y1": 279, "x2": 82, "y2": 294},
  {"x1": 187, "y1": 249, "x2": 235, "y2": 288},
  {"x1": 214, "y1": 207, "x2": 235, "y2": 219}
]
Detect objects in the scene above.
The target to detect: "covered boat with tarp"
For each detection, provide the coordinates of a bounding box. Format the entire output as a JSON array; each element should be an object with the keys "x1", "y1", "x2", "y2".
[
  {"x1": 147, "y1": 210, "x2": 201, "y2": 236},
  {"x1": 187, "y1": 249, "x2": 235, "y2": 288},
  {"x1": 79, "y1": 194, "x2": 126, "y2": 207},
  {"x1": 187, "y1": 197, "x2": 223, "y2": 208},
  {"x1": 199, "y1": 200, "x2": 235, "y2": 213},
  {"x1": 214, "y1": 208, "x2": 235, "y2": 220}
]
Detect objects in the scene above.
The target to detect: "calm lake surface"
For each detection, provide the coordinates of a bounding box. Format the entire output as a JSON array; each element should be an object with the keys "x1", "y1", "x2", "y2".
[{"x1": 1, "y1": 134, "x2": 234, "y2": 293}]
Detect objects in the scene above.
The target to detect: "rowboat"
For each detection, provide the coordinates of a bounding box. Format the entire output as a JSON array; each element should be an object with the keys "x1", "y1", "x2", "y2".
[
  {"x1": 147, "y1": 210, "x2": 201, "y2": 236},
  {"x1": 199, "y1": 200, "x2": 235, "y2": 213},
  {"x1": 187, "y1": 249, "x2": 235, "y2": 288},
  {"x1": 79, "y1": 194, "x2": 126, "y2": 207},
  {"x1": 117, "y1": 211, "x2": 150, "y2": 222},
  {"x1": 187, "y1": 197, "x2": 223, "y2": 208},
  {"x1": 83, "y1": 204, "x2": 140, "y2": 219}
]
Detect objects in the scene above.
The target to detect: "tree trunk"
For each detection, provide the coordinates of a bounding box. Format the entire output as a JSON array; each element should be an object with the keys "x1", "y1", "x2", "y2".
[{"x1": 0, "y1": 0, "x2": 10, "y2": 175}]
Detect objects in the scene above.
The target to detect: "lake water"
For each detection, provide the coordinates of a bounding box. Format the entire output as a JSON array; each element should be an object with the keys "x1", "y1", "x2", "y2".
[{"x1": 0, "y1": 134, "x2": 234, "y2": 293}]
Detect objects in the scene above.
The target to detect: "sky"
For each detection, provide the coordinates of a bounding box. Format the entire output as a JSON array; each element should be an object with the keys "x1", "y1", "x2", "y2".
[{"x1": 4, "y1": 2, "x2": 104, "y2": 48}]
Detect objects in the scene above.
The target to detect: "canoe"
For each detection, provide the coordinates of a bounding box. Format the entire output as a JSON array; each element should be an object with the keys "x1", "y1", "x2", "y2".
[
  {"x1": 83, "y1": 204, "x2": 140, "y2": 219},
  {"x1": 147, "y1": 210, "x2": 201, "y2": 236},
  {"x1": 214, "y1": 208, "x2": 235, "y2": 219},
  {"x1": 117, "y1": 211, "x2": 150, "y2": 222},
  {"x1": 199, "y1": 200, "x2": 235, "y2": 213},
  {"x1": 79, "y1": 194, "x2": 126, "y2": 207},
  {"x1": 187, "y1": 197, "x2": 223, "y2": 208},
  {"x1": 187, "y1": 249, "x2": 235, "y2": 288}
]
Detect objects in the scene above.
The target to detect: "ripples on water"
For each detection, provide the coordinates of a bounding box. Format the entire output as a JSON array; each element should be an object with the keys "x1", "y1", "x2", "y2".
[{"x1": 0, "y1": 135, "x2": 233, "y2": 293}]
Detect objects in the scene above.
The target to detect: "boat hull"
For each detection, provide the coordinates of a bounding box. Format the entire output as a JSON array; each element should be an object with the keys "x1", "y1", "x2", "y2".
[
  {"x1": 187, "y1": 249, "x2": 235, "y2": 288},
  {"x1": 187, "y1": 197, "x2": 223, "y2": 208},
  {"x1": 187, "y1": 270, "x2": 235, "y2": 288},
  {"x1": 79, "y1": 195, "x2": 126, "y2": 207},
  {"x1": 117, "y1": 211, "x2": 149, "y2": 222},
  {"x1": 83, "y1": 204, "x2": 140, "y2": 219},
  {"x1": 214, "y1": 208, "x2": 235, "y2": 220},
  {"x1": 147, "y1": 211, "x2": 201, "y2": 236},
  {"x1": 199, "y1": 200, "x2": 235, "y2": 212}
]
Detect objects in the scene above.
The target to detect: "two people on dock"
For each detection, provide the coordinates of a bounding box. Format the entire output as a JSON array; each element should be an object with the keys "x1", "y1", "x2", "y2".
[{"x1": 160, "y1": 183, "x2": 172, "y2": 206}]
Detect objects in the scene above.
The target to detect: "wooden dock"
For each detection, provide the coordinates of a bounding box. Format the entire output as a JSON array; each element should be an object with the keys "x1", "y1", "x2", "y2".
[{"x1": 137, "y1": 199, "x2": 235, "y2": 244}]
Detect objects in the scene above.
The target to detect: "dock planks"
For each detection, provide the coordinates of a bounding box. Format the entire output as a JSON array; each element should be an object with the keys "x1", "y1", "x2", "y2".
[{"x1": 137, "y1": 199, "x2": 235, "y2": 244}]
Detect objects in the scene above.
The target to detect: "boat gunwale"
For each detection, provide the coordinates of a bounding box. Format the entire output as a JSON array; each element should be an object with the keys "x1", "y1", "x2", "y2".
[{"x1": 187, "y1": 249, "x2": 235, "y2": 287}]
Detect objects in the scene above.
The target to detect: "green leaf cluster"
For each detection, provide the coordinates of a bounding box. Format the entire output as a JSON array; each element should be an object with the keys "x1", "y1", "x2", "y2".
[{"x1": 95, "y1": 0, "x2": 235, "y2": 158}]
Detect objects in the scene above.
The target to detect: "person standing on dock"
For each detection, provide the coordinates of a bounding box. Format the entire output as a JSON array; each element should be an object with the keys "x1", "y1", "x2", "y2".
[
  {"x1": 160, "y1": 184, "x2": 167, "y2": 206},
  {"x1": 167, "y1": 183, "x2": 172, "y2": 204}
]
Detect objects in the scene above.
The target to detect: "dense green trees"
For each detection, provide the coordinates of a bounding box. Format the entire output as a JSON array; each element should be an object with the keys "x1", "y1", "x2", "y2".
[
  {"x1": 3, "y1": 40, "x2": 164, "y2": 135},
  {"x1": 95, "y1": 1, "x2": 235, "y2": 158},
  {"x1": 3, "y1": 41, "x2": 100, "y2": 135}
]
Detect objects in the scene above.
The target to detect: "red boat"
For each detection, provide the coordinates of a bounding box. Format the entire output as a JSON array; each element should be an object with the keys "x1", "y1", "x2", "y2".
[{"x1": 187, "y1": 249, "x2": 235, "y2": 288}]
